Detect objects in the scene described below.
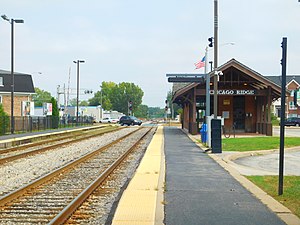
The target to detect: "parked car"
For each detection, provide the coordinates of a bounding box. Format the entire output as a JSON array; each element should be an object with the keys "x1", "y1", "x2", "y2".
[
  {"x1": 282, "y1": 117, "x2": 300, "y2": 126},
  {"x1": 119, "y1": 116, "x2": 142, "y2": 126},
  {"x1": 99, "y1": 117, "x2": 119, "y2": 123}
]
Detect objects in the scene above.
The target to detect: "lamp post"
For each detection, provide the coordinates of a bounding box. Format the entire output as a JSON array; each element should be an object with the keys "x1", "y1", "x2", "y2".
[
  {"x1": 213, "y1": 0, "x2": 218, "y2": 119},
  {"x1": 210, "y1": 0, "x2": 223, "y2": 153},
  {"x1": 73, "y1": 60, "x2": 85, "y2": 125},
  {"x1": 1, "y1": 14, "x2": 24, "y2": 134}
]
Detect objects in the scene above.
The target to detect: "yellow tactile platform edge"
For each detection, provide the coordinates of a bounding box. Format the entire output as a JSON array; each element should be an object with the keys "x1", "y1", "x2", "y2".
[{"x1": 112, "y1": 126, "x2": 165, "y2": 225}]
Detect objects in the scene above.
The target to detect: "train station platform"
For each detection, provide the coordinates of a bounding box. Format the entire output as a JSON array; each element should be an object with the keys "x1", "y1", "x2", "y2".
[
  {"x1": 1, "y1": 125, "x2": 298, "y2": 224},
  {"x1": 112, "y1": 126, "x2": 299, "y2": 225}
]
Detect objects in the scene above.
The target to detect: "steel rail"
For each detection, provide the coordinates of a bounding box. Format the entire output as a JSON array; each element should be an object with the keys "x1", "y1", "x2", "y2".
[
  {"x1": 0, "y1": 126, "x2": 120, "y2": 165},
  {"x1": 0, "y1": 125, "x2": 108, "y2": 154},
  {"x1": 0, "y1": 125, "x2": 108, "y2": 150},
  {"x1": 0, "y1": 127, "x2": 143, "y2": 208},
  {"x1": 49, "y1": 127, "x2": 152, "y2": 224}
]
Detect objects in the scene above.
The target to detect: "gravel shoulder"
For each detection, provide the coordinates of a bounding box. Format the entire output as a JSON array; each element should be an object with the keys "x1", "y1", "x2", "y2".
[{"x1": 0, "y1": 128, "x2": 138, "y2": 196}]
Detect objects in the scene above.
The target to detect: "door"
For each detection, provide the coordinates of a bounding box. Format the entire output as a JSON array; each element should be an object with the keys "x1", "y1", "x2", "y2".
[{"x1": 233, "y1": 96, "x2": 245, "y2": 130}]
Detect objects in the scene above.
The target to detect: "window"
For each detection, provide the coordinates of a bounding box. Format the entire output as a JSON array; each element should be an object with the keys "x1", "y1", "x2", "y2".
[
  {"x1": 0, "y1": 95, "x2": 2, "y2": 104},
  {"x1": 289, "y1": 114, "x2": 298, "y2": 118},
  {"x1": 0, "y1": 77, "x2": 3, "y2": 86},
  {"x1": 289, "y1": 101, "x2": 297, "y2": 110}
]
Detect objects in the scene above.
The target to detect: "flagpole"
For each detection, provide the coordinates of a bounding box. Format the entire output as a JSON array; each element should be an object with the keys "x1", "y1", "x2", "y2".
[{"x1": 205, "y1": 46, "x2": 210, "y2": 118}]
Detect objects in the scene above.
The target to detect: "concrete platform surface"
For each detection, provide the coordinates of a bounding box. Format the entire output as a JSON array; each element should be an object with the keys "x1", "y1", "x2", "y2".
[
  {"x1": 112, "y1": 126, "x2": 165, "y2": 225},
  {"x1": 164, "y1": 127, "x2": 287, "y2": 225}
]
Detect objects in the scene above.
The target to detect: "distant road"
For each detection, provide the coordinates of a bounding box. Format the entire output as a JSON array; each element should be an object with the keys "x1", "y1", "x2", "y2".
[{"x1": 273, "y1": 126, "x2": 300, "y2": 137}]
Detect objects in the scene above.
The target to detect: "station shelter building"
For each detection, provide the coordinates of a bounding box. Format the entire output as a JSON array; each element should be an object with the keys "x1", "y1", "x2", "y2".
[{"x1": 170, "y1": 59, "x2": 283, "y2": 136}]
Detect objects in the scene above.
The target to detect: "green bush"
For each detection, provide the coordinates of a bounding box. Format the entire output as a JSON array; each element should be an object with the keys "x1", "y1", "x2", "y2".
[
  {"x1": 271, "y1": 113, "x2": 279, "y2": 126},
  {"x1": 0, "y1": 104, "x2": 9, "y2": 135}
]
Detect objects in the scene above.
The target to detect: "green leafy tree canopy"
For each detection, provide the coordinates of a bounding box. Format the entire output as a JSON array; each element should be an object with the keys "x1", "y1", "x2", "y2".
[
  {"x1": 89, "y1": 81, "x2": 144, "y2": 115},
  {"x1": 110, "y1": 82, "x2": 143, "y2": 115},
  {"x1": 135, "y1": 104, "x2": 149, "y2": 118},
  {"x1": 88, "y1": 81, "x2": 115, "y2": 110},
  {"x1": 33, "y1": 87, "x2": 52, "y2": 107}
]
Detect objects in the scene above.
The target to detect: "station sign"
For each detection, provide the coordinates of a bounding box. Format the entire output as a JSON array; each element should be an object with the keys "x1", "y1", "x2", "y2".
[{"x1": 210, "y1": 90, "x2": 256, "y2": 95}]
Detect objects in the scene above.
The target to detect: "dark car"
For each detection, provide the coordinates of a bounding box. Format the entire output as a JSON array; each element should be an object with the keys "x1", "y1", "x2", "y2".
[
  {"x1": 119, "y1": 116, "x2": 142, "y2": 126},
  {"x1": 283, "y1": 117, "x2": 300, "y2": 126}
]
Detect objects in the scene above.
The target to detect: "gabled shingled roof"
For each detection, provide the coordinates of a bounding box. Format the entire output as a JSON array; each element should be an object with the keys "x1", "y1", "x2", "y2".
[
  {"x1": 170, "y1": 58, "x2": 283, "y2": 104},
  {"x1": 265, "y1": 75, "x2": 300, "y2": 87},
  {"x1": 0, "y1": 70, "x2": 35, "y2": 94}
]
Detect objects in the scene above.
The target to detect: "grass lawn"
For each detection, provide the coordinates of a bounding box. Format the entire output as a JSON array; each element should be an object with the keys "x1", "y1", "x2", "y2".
[
  {"x1": 247, "y1": 176, "x2": 300, "y2": 218},
  {"x1": 222, "y1": 137, "x2": 300, "y2": 151}
]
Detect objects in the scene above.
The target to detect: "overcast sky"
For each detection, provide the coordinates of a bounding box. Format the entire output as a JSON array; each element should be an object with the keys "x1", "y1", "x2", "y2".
[{"x1": 1, "y1": 0, "x2": 299, "y2": 107}]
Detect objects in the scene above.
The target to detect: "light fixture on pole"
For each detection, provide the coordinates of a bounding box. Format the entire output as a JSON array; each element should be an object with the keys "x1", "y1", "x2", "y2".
[
  {"x1": 1, "y1": 14, "x2": 24, "y2": 134},
  {"x1": 73, "y1": 60, "x2": 85, "y2": 125}
]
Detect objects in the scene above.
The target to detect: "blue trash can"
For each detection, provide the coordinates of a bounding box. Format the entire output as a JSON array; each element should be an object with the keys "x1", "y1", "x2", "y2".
[
  {"x1": 200, "y1": 123, "x2": 207, "y2": 143},
  {"x1": 200, "y1": 127, "x2": 204, "y2": 142}
]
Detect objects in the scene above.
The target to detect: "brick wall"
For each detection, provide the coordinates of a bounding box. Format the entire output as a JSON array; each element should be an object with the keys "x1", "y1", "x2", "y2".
[{"x1": 1, "y1": 94, "x2": 32, "y2": 116}]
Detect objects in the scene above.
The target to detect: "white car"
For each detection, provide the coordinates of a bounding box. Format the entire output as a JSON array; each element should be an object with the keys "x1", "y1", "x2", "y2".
[{"x1": 99, "y1": 117, "x2": 119, "y2": 123}]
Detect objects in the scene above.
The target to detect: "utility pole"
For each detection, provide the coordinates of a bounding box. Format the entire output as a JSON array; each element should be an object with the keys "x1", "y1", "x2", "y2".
[{"x1": 279, "y1": 37, "x2": 287, "y2": 196}]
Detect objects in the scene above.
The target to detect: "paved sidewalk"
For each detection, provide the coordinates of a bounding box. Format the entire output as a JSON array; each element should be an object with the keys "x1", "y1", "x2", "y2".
[{"x1": 164, "y1": 127, "x2": 286, "y2": 225}]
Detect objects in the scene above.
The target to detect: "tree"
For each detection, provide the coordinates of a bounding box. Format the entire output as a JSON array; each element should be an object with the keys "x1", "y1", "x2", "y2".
[
  {"x1": 110, "y1": 82, "x2": 144, "y2": 115},
  {"x1": 69, "y1": 98, "x2": 89, "y2": 107},
  {"x1": 88, "y1": 81, "x2": 115, "y2": 110},
  {"x1": 51, "y1": 97, "x2": 59, "y2": 128},
  {"x1": 32, "y1": 87, "x2": 52, "y2": 107},
  {"x1": 79, "y1": 100, "x2": 89, "y2": 106},
  {"x1": 89, "y1": 81, "x2": 143, "y2": 115},
  {"x1": 88, "y1": 91, "x2": 102, "y2": 106},
  {"x1": 148, "y1": 107, "x2": 165, "y2": 118},
  {"x1": 68, "y1": 98, "x2": 77, "y2": 106},
  {"x1": 135, "y1": 104, "x2": 149, "y2": 118}
]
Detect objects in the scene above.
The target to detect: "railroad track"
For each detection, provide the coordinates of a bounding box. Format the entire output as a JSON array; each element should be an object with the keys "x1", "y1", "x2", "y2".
[
  {"x1": 0, "y1": 127, "x2": 154, "y2": 224},
  {"x1": 0, "y1": 125, "x2": 112, "y2": 150},
  {"x1": 0, "y1": 125, "x2": 119, "y2": 165}
]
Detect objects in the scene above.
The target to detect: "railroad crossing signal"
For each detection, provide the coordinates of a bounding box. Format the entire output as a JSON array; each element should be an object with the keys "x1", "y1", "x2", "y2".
[
  {"x1": 84, "y1": 90, "x2": 93, "y2": 94},
  {"x1": 128, "y1": 100, "x2": 133, "y2": 115},
  {"x1": 208, "y1": 37, "x2": 214, "y2": 47}
]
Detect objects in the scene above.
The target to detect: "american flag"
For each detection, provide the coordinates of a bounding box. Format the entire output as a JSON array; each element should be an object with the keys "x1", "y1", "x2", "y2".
[{"x1": 194, "y1": 56, "x2": 206, "y2": 70}]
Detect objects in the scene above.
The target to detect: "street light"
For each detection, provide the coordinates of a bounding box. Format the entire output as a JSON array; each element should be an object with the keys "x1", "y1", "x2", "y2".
[
  {"x1": 1, "y1": 14, "x2": 24, "y2": 134},
  {"x1": 73, "y1": 60, "x2": 85, "y2": 125},
  {"x1": 213, "y1": 0, "x2": 219, "y2": 119}
]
